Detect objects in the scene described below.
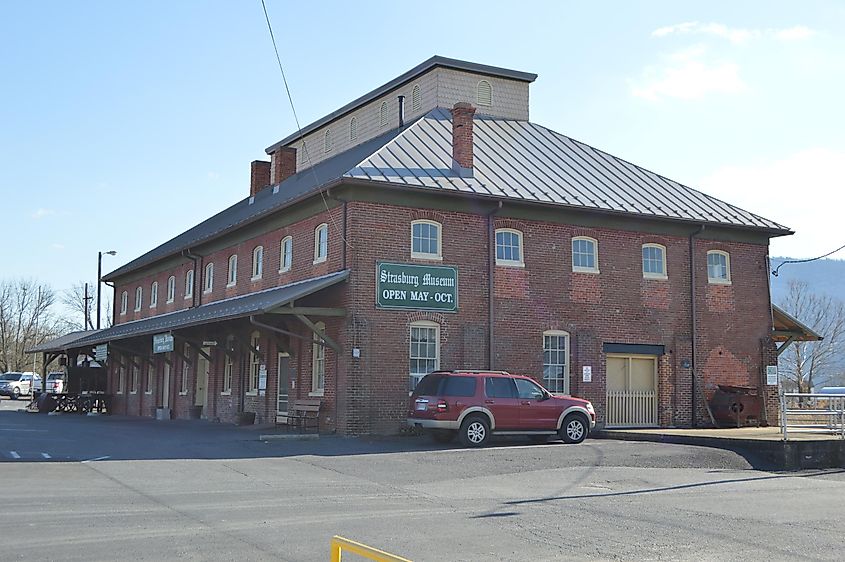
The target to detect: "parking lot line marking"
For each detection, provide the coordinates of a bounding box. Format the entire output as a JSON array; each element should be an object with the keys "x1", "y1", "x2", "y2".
[
  {"x1": 81, "y1": 456, "x2": 110, "y2": 463},
  {"x1": 9, "y1": 451, "x2": 20, "y2": 459},
  {"x1": 41, "y1": 453, "x2": 51, "y2": 459}
]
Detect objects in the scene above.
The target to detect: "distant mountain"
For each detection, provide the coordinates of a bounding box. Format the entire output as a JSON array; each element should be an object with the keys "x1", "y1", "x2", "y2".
[{"x1": 769, "y1": 257, "x2": 845, "y2": 306}]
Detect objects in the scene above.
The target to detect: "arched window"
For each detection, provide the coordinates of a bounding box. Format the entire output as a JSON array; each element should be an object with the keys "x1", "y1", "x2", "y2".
[
  {"x1": 252, "y1": 246, "x2": 263, "y2": 280},
  {"x1": 227, "y1": 254, "x2": 238, "y2": 286},
  {"x1": 411, "y1": 220, "x2": 442, "y2": 260},
  {"x1": 409, "y1": 320, "x2": 440, "y2": 391},
  {"x1": 707, "y1": 250, "x2": 731, "y2": 284},
  {"x1": 349, "y1": 117, "x2": 358, "y2": 141},
  {"x1": 477, "y1": 80, "x2": 492, "y2": 106},
  {"x1": 495, "y1": 228, "x2": 524, "y2": 266},
  {"x1": 280, "y1": 236, "x2": 292, "y2": 273},
  {"x1": 411, "y1": 84, "x2": 421, "y2": 111},
  {"x1": 379, "y1": 101, "x2": 388, "y2": 126},
  {"x1": 180, "y1": 343, "x2": 190, "y2": 395},
  {"x1": 204, "y1": 262, "x2": 214, "y2": 293},
  {"x1": 134, "y1": 286, "x2": 142, "y2": 311},
  {"x1": 166, "y1": 276, "x2": 175, "y2": 303},
  {"x1": 642, "y1": 244, "x2": 667, "y2": 279},
  {"x1": 248, "y1": 331, "x2": 261, "y2": 393},
  {"x1": 324, "y1": 129, "x2": 332, "y2": 153},
  {"x1": 572, "y1": 236, "x2": 599, "y2": 273},
  {"x1": 120, "y1": 291, "x2": 128, "y2": 315},
  {"x1": 311, "y1": 322, "x2": 326, "y2": 394},
  {"x1": 543, "y1": 330, "x2": 570, "y2": 394},
  {"x1": 313, "y1": 223, "x2": 328, "y2": 264},
  {"x1": 185, "y1": 270, "x2": 194, "y2": 299},
  {"x1": 150, "y1": 281, "x2": 158, "y2": 308}
]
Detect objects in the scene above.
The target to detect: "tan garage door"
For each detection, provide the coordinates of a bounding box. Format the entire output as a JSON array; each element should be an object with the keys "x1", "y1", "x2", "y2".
[{"x1": 606, "y1": 355, "x2": 657, "y2": 427}]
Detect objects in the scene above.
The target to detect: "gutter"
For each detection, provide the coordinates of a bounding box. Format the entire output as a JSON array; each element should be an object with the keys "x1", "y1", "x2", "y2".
[
  {"x1": 487, "y1": 201, "x2": 502, "y2": 369},
  {"x1": 689, "y1": 225, "x2": 705, "y2": 427},
  {"x1": 182, "y1": 249, "x2": 201, "y2": 308}
]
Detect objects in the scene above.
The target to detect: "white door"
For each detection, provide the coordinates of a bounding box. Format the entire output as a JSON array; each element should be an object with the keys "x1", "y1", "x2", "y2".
[
  {"x1": 605, "y1": 355, "x2": 658, "y2": 427},
  {"x1": 162, "y1": 362, "x2": 170, "y2": 409},
  {"x1": 195, "y1": 349, "x2": 210, "y2": 410},
  {"x1": 277, "y1": 353, "x2": 290, "y2": 421}
]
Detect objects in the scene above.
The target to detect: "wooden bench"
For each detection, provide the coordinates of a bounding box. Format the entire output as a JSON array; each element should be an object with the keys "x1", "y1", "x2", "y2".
[{"x1": 279, "y1": 399, "x2": 322, "y2": 433}]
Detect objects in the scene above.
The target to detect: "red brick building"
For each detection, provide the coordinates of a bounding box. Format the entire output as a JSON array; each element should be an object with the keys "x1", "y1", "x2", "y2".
[{"x1": 70, "y1": 57, "x2": 792, "y2": 433}]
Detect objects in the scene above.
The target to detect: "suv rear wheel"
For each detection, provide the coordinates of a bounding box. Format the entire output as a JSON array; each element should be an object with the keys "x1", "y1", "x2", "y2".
[
  {"x1": 559, "y1": 413, "x2": 588, "y2": 444},
  {"x1": 11, "y1": 387, "x2": 20, "y2": 400},
  {"x1": 459, "y1": 416, "x2": 490, "y2": 447}
]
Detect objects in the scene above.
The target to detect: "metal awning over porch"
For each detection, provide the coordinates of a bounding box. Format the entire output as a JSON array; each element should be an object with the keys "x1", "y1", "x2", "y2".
[
  {"x1": 26, "y1": 329, "x2": 100, "y2": 354},
  {"x1": 772, "y1": 304, "x2": 822, "y2": 357},
  {"x1": 71, "y1": 270, "x2": 349, "y2": 349}
]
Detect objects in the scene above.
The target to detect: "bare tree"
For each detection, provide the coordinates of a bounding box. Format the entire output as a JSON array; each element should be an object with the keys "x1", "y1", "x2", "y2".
[
  {"x1": 61, "y1": 282, "x2": 94, "y2": 331},
  {"x1": 778, "y1": 280, "x2": 845, "y2": 392},
  {"x1": 0, "y1": 279, "x2": 63, "y2": 372}
]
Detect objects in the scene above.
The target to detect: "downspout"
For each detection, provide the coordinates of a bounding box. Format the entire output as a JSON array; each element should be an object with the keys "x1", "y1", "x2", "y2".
[
  {"x1": 761, "y1": 252, "x2": 776, "y2": 425},
  {"x1": 329, "y1": 191, "x2": 348, "y2": 433},
  {"x1": 182, "y1": 249, "x2": 201, "y2": 307},
  {"x1": 487, "y1": 201, "x2": 502, "y2": 369},
  {"x1": 689, "y1": 225, "x2": 705, "y2": 427}
]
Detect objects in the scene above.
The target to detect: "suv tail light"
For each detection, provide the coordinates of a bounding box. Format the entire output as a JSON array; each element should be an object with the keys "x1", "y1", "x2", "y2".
[{"x1": 436, "y1": 400, "x2": 448, "y2": 412}]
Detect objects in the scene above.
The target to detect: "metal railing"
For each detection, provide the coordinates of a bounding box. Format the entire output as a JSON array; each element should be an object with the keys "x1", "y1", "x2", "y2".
[
  {"x1": 606, "y1": 390, "x2": 657, "y2": 427},
  {"x1": 780, "y1": 393, "x2": 845, "y2": 441}
]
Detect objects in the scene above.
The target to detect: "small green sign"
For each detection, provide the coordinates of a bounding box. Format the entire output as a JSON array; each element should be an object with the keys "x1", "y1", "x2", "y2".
[
  {"x1": 152, "y1": 333, "x2": 174, "y2": 354},
  {"x1": 94, "y1": 344, "x2": 108, "y2": 362},
  {"x1": 376, "y1": 262, "x2": 458, "y2": 312}
]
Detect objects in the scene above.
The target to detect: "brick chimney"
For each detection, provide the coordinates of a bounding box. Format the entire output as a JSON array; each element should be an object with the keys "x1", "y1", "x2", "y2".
[
  {"x1": 250, "y1": 160, "x2": 271, "y2": 196},
  {"x1": 450, "y1": 102, "x2": 476, "y2": 177},
  {"x1": 270, "y1": 147, "x2": 297, "y2": 185}
]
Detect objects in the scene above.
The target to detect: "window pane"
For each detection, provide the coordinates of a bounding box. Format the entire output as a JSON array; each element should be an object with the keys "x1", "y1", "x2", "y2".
[
  {"x1": 442, "y1": 377, "x2": 476, "y2": 397},
  {"x1": 485, "y1": 377, "x2": 516, "y2": 398}
]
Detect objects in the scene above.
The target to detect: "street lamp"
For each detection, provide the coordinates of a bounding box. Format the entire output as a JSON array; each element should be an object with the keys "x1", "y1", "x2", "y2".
[{"x1": 97, "y1": 250, "x2": 117, "y2": 330}]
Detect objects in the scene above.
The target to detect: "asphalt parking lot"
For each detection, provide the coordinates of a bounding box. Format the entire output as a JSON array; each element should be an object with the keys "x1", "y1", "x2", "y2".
[{"x1": 2, "y1": 402, "x2": 844, "y2": 561}]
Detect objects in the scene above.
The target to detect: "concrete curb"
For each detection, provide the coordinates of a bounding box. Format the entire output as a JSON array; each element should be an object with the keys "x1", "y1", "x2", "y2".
[{"x1": 259, "y1": 433, "x2": 320, "y2": 441}]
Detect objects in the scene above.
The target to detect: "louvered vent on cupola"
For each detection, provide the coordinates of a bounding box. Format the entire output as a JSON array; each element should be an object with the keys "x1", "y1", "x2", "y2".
[
  {"x1": 412, "y1": 84, "x2": 421, "y2": 111},
  {"x1": 379, "y1": 101, "x2": 388, "y2": 126},
  {"x1": 350, "y1": 117, "x2": 358, "y2": 140},
  {"x1": 477, "y1": 80, "x2": 492, "y2": 106}
]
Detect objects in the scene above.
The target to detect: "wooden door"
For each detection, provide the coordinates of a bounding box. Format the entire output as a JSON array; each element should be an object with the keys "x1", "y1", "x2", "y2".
[{"x1": 605, "y1": 355, "x2": 657, "y2": 427}]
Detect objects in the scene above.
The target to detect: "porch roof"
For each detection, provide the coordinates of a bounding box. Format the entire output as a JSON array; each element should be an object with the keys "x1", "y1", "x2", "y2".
[{"x1": 772, "y1": 304, "x2": 822, "y2": 342}]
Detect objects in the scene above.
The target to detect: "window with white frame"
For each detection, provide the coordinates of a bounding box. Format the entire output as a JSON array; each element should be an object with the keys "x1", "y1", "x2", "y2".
[
  {"x1": 543, "y1": 330, "x2": 569, "y2": 393},
  {"x1": 495, "y1": 228, "x2": 524, "y2": 266},
  {"x1": 166, "y1": 276, "x2": 175, "y2": 303},
  {"x1": 412, "y1": 84, "x2": 421, "y2": 111},
  {"x1": 227, "y1": 254, "x2": 238, "y2": 286},
  {"x1": 134, "y1": 286, "x2": 142, "y2": 311},
  {"x1": 642, "y1": 244, "x2": 667, "y2": 279},
  {"x1": 311, "y1": 322, "x2": 326, "y2": 394},
  {"x1": 120, "y1": 291, "x2": 128, "y2": 315},
  {"x1": 707, "y1": 250, "x2": 731, "y2": 284},
  {"x1": 379, "y1": 101, "x2": 388, "y2": 126},
  {"x1": 349, "y1": 117, "x2": 358, "y2": 141},
  {"x1": 248, "y1": 331, "x2": 261, "y2": 393},
  {"x1": 252, "y1": 246, "x2": 263, "y2": 280},
  {"x1": 117, "y1": 366, "x2": 125, "y2": 394},
  {"x1": 146, "y1": 364, "x2": 154, "y2": 394},
  {"x1": 222, "y1": 353, "x2": 233, "y2": 395},
  {"x1": 150, "y1": 282, "x2": 158, "y2": 308},
  {"x1": 572, "y1": 236, "x2": 599, "y2": 273},
  {"x1": 204, "y1": 262, "x2": 214, "y2": 293},
  {"x1": 185, "y1": 270, "x2": 194, "y2": 299},
  {"x1": 477, "y1": 80, "x2": 492, "y2": 106},
  {"x1": 411, "y1": 220, "x2": 442, "y2": 260},
  {"x1": 180, "y1": 344, "x2": 190, "y2": 394},
  {"x1": 409, "y1": 320, "x2": 439, "y2": 391},
  {"x1": 313, "y1": 223, "x2": 328, "y2": 264},
  {"x1": 280, "y1": 236, "x2": 292, "y2": 272}
]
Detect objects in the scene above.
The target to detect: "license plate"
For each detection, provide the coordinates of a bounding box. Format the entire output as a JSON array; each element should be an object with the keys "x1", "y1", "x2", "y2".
[{"x1": 415, "y1": 402, "x2": 427, "y2": 411}]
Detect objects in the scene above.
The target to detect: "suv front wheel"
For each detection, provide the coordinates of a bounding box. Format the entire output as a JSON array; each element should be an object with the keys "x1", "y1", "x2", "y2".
[
  {"x1": 11, "y1": 387, "x2": 21, "y2": 400},
  {"x1": 559, "y1": 413, "x2": 588, "y2": 444},
  {"x1": 459, "y1": 416, "x2": 490, "y2": 447}
]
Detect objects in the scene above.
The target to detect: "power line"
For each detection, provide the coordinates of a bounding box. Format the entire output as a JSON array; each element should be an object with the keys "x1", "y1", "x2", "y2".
[
  {"x1": 771, "y1": 242, "x2": 845, "y2": 276},
  {"x1": 259, "y1": 0, "x2": 351, "y2": 249}
]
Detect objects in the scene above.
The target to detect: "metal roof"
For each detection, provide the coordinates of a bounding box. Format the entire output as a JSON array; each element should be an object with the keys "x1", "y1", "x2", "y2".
[
  {"x1": 103, "y1": 129, "x2": 403, "y2": 281},
  {"x1": 772, "y1": 304, "x2": 822, "y2": 342},
  {"x1": 26, "y1": 330, "x2": 100, "y2": 354},
  {"x1": 345, "y1": 109, "x2": 791, "y2": 232},
  {"x1": 265, "y1": 56, "x2": 537, "y2": 154},
  {"x1": 73, "y1": 270, "x2": 349, "y2": 348}
]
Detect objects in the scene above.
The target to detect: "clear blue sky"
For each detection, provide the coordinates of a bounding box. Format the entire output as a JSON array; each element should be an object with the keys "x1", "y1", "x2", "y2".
[{"x1": 2, "y1": 1, "x2": 843, "y2": 308}]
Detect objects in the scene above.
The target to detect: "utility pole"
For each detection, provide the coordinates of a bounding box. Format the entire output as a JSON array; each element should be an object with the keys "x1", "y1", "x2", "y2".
[{"x1": 83, "y1": 283, "x2": 93, "y2": 330}]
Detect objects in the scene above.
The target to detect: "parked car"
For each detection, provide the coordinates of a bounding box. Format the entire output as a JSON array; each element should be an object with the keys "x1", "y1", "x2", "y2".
[
  {"x1": 407, "y1": 370, "x2": 596, "y2": 447},
  {"x1": 0, "y1": 372, "x2": 43, "y2": 399},
  {"x1": 46, "y1": 372, "x2": 67, "y2": 394}
]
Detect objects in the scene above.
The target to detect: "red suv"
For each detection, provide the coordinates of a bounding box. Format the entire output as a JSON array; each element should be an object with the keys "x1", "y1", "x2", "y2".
[{"x1": 407, "y1": 371, "x2": 596, "y2": 447}]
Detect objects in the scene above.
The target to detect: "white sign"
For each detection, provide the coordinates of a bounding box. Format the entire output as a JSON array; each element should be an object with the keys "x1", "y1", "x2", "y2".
[
  {"x1": 94, "y1": 344, "x2": 108, "y2": 362},
  {"x1": 258, "y1": 364, "x2": 267, "y2": 394},
  {"x1": 766, "y1": 365, "x2": 778, "y2": 386},
  {"x1": 582, "y1": 366, "x2": 592, "y2": 383}
]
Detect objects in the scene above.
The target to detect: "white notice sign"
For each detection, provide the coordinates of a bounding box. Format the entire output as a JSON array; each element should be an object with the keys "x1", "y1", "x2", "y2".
[
  {"x1": 258, "y1": 364, "x2": 267, "y2": 394},
  {"x1": 582, "y1": 366, "x2": 592, "y2": 383},
  {"x1": 766, "y1": 365, "x2": 778, "y2": 386}
]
